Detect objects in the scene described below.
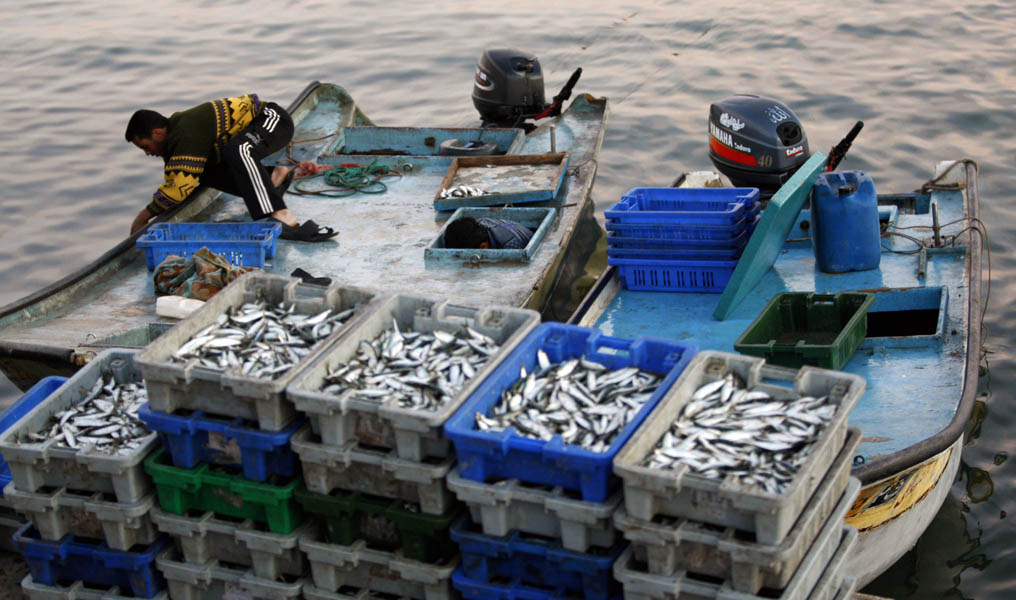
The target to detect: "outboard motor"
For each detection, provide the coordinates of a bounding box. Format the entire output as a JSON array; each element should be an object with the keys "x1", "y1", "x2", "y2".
[
  {"x1": 708, "y1": 95, "x2": 810, "y2": 198},
  {"x1": 472, "y1": 48, "x2": 547, "y2": 128}
]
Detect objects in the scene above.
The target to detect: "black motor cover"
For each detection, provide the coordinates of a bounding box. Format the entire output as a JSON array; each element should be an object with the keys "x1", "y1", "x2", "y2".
[
  {"x1": 708, "y1": 95, "x2": 809, "y2": 196},
  {"x1": 472, "y1": 48, "x2": 546, "y2": 127}
]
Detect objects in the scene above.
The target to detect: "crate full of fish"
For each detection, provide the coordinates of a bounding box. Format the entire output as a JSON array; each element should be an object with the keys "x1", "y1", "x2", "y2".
[
  {"x1": 155, "y1": 549, "x2": 305, "y2": 600},
  {"x1": 21, "y1": 574, "x2": 170, "y2": 600},
  {"x1": 613, "y1": 350, "x2": 865, "y2": 545},
  {"x1": 287, "y1": 294, "x2": 540, "y2": 462},
  {"x1": 0, "y1": 376, "x2": 68, "y2": 498},
  {"x1": 299, "y1": 527, "x2": 458, "y2": 600},
  {"x1": 12, "y1": 522, "x2": 170, "y2": 599},
  {"x1": 606, "y1": 187, "x2": 761, "y2": 227},
  {"x1": 136, "y1": 272, "x2": 380, "y2": 431},
  {"x1": 3, "y1": 482, "x2": 158, "y2": 552},
  {"x1": 138, "y1": 403, "x2": 303, "y2": 483},
  {"x1": 294, "y1": 487, "x2": 461, "y2": 564},
  {"x1": 450, "y1": 516, "x2": 625, "y2": 600},
  {"x1": 613, "y1": 433, "x2": 860, "y2": 594},
  {"x1": 0, "y1": 349, "x2": 158, "y2": 503},
  {"x1": 445, "y1": 322, "x2": 697, "y2": 503},
  {"x1": 144, "y1": 447, "x2": 302, "y2": 534},
  {"x1": 291, "y1": 425, "x2": 456, "y2": 515},
  {"x1": 446, "y1": 466, "x2": 620, "y2": 553},
  {"x1": 612, "y1": 525, "x2": 857, "y2": 600},
  {"x1": 149, "y1": 507, "x2": 310, "y2": 581}
]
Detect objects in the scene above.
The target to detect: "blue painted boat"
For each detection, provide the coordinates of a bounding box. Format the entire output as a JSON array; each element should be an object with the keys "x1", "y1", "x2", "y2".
[
  {"x1": 0, "y1": 81, "x2": 608, "y2": 386},
  {"x1": 569, "y1": 159, "x2": 985, "y2": 586}
]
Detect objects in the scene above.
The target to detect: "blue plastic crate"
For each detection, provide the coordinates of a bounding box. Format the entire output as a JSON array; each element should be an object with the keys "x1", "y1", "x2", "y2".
[
  {"x1": 604, "y1": 213, "x2": 759, "y2": 241},
  {"x1": 450, "y1": 517, "x2": 623, "y2": 600},
  {"x1": 0, "y1": 376, "x2": 67, "y2": 496},
  {"x1": 606, "y1": 242, "x2": 746, "y2": 261},
  {"x1": 444, "y1": 322, "x2": 696, "y2": 502},
  {"x1": 606, "y1": 187, "x2": 761, "y2": 226},
  {"x1": 12, "y1": 523, "x2": 169, "y2": 598},
  {"x1": 137, "y1": 403, "x2": 303, "y2": 482},
  {"x1": 452, "y1": 568, "x2": 623, "y2": 600},
  {"x1": 606, "y1": 227, "x2": 751, "y2": 251},
  {"x1": 608, "y1": 256, "x2": 739, "y2": 293},
  {"x1": 135, "y1": 222, "x2": 281, "y2": 270}
]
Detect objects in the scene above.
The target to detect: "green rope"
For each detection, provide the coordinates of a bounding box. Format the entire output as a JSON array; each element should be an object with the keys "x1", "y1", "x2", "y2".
[{"x1": 291, "y1": 157, "x2": 399, "y2": 197}]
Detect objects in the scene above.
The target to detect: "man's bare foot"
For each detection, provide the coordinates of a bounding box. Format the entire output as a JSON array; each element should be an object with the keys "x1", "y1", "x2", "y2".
[
  {"x1": 270, "y1": 165, "x2": 292, "y2": 188},
  {"x1": 270, "y1": 208, "x2": 298, "y2": 228}
]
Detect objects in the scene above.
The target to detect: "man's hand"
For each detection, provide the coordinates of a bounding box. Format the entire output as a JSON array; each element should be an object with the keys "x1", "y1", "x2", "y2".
[{"x1": 130, "y1": 207, "x2": 153, "y2": 235}]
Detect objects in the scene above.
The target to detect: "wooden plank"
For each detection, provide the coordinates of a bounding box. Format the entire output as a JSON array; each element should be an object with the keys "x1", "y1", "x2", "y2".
[{"x1": 712, "y1": 152, "x2": 827, "y2": 320}]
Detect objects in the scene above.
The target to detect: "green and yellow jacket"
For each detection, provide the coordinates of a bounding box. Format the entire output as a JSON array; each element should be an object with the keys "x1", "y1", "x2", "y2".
[{"x1": 148, "y1": 94, "x2": 264, "y2": 215}]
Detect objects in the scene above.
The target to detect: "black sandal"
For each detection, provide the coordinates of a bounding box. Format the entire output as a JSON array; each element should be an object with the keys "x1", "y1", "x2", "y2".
[
  {"x1": 275, "y1": 168, "x2": 296, "y2": 196},
  {"x1": 278, "y1": 219, "x2": 338, "y2": 242}
]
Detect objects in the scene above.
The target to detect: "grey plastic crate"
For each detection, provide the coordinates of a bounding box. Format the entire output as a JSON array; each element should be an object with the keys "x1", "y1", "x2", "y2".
[
  {"x1": 299, "y1": 528, "x2": 457, "y2": 600},
  {"x1": 0, "y1": 349, "x2": 159, "y2": 502},
  {"x1": 823, "y1": 575, "x2": 856, "y2": 600},
  {"x1": 21, "y1": 574, "x2": 171, "y2": 600},
  {"x1": 4, "y1": 481, "x2": 158, "y2": 551},
  {"x1": 302, "y1": 584, "x2": 399, "y2": 600},
  {"x1": 615, "y1": 429, "x2": 861, "y2": 593},
  {"x1": 806, "y1": 535, "x2": 857, "y2": 600},
  {"x1": 613, "y1": 524, "x2": 858, "y2": 600},
  {"x1": 614, "y1": 351, "x2": 865, "y2": 545},
  {"x1": 156, "y1": 550, "x2": 305, "y2": 600},
  {"x1": 149, "y1": 506, "x2": 309, "y2": 580},
  {"x1": 136, "y1": 273, "x2": 380, "y2": 431},
  {"x1": 291, "y1": 425, "x2": 454, "y2": 515},
  {"x1": 446, "y1": 466, "x2": 619, "y2": 552},
  {"x1": 287, "y1": 294, "x2": 540, "y2": 462}
]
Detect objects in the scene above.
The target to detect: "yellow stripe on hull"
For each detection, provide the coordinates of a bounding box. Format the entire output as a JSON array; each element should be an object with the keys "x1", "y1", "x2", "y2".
[{"x1": 846, "y1": 446, "x2": 953, "y2": 533}]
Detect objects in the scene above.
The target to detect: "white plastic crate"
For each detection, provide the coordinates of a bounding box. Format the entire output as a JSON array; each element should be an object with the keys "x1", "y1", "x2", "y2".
[
  {"x1": 20, "y1": 574, "x2": 170, "y2": 600},
  {"x1": 156, "y1": 550, "x2": 305, "y2": 600},
  {"x1": 446, "y1": 466, "x2": 620, "y2": 552},
  {"x1": 614, "y1": 351, "x2": 864, "y2": 545},
  {"x1": 287, "y1": 294, "x2": 540, "y2": 461},
  {"x1": 614, "y1": 429, "x2": 861, "y2": 593},
  {"x1": 291, "y1": 425, "x2": 454, "y2": 515}
]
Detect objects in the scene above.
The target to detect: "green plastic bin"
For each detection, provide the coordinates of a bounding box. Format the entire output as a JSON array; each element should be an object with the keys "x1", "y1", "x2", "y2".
[
  {"x1": 144, "y1": 448, "x2": 302, "y2": 534},
  {"x1": 293, "y1": 487, "x2": 461, "y2": 563},
  {"x1": 734, "y1": 292, "x2": 875, "y2": 370}
]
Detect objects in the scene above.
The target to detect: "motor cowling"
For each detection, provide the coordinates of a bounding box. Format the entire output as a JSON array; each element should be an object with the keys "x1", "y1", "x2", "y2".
[
  {"x1": 472, "y1": 48, "x2": 547, "y2": 127},
  {"x1": 708, "y1": 95, "x2": 810, "y2": 197}
]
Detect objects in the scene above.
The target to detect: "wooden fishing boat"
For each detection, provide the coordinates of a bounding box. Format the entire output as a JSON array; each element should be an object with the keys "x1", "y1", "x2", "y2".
[
  {"x1": 568, "y1": 158, "x2": 985, "y2": 587},
  {"x1": 0, "y1": 81, "x2": 608, "y2": 389}
]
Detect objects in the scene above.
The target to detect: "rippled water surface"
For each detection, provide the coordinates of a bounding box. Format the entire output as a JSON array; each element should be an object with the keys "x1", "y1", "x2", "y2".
[{"x1": 1, "y1": 1, "x2": 1014, "y2": 597}]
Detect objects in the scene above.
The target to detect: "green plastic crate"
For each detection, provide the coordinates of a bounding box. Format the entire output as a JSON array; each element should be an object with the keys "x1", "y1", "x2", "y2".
[
  {"x1": 293, "y1": 487, "x2": 461, "y2": 564},
  {"x1": 144, "y1": 448, "x2": 302, "y2": 534},
  {"x1": 734, "y1": 292, "x2": 875, "y2": 370}
]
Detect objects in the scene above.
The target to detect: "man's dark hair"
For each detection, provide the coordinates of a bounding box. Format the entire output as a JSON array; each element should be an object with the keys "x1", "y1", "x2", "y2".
[
  {"x1": 125, "y1": 109, "x2": 169, "y2": 142},
  {"x1": 443, "y1": 217, "x2": 489, "y2": 249}
]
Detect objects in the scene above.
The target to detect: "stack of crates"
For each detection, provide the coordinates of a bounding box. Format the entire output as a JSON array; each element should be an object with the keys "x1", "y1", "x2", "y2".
[
  {"x1": 604, "y1": 187, "x2": 761, "y2": 292},
  {"x1": 611, "y1": 351, "x2": 865, "y2": 600},
  {"x1": 284, "y1": 293, "x2": 542, "y2": 599},
  {"x1": 133, "y1": 273, "x2": 378, "y2": 599},
  {"x1": 443, "y1": 322, "x2": 698, "y2": 600},
  {"x1": 0, "y1": 350, "x2": 170, "y2": 599}
]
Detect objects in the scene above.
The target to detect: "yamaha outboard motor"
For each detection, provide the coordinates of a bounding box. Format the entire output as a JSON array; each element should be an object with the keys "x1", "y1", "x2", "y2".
[
  {"x1": 708, "y1": 95, "x2": 810, "y2": 198},
  {"x1": 472, "y1": 48, "x2": 547, "y2": 128}
]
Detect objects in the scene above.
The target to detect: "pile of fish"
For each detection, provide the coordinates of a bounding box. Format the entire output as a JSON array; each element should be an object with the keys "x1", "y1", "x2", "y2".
[
  {"x1": 172, "y1": 300, "x2": 356, "y2": 380},
  {"x1": 643, "y1": 372, "x2": 838, "y2": 494},
  {"x1": 24, "y1": 375, "x2": 149, "y2": 453},
  {"x1": 476, "y1": 350, "x2": 662, "y2": 453},
  {"x1": 440, "y1": 185, "x2": 491, "y2": 199},
  {"x1": 320, "y1": 321, "x2": 501, "y2": 410}
]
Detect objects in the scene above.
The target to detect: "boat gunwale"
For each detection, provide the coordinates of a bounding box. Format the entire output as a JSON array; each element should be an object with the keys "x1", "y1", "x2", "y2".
[{"x1": 567, "y1": 162, "x2": 984, "y2": 485}]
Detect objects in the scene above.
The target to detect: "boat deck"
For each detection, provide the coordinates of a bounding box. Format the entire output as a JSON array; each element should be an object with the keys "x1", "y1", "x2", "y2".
[
  {"x1": 580, "y1": 183, "x2": 974, "y2": 465},
  {"x1": 0, "y1": 84, "x2": 608, "y2": 362}
]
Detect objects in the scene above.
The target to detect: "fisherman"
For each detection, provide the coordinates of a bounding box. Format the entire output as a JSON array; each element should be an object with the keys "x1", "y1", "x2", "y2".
[
  {"x1": 125, "y1": 93, "x2": 337, "y2": 242},
  {"x1": 443, "y1": 216, "x2": 534, "y2": 250}
]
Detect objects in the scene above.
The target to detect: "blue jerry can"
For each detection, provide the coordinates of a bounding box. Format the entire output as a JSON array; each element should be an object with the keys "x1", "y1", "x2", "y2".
[{"x1": 810, "y1": 170, "x2": 881, "y2": 273}]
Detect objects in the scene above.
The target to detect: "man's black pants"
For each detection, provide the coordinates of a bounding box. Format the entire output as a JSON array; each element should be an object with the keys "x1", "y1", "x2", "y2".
[{"x1": 203, "y1": 101, "x2": 295, "y2": 220}]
